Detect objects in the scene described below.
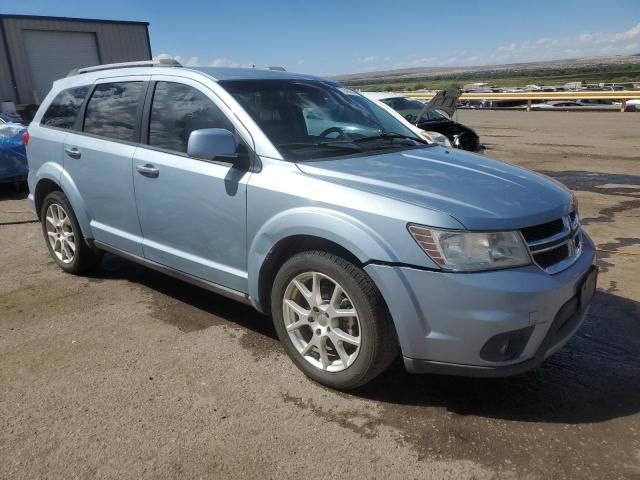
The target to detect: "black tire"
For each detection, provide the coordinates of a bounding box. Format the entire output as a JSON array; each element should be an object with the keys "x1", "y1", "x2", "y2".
[
  {"x1": 40, "y1": 190, "x2": 102, "y2": 274},
  {"x1": 271, "y1": 251, "x2": 399, "y2": 390}
]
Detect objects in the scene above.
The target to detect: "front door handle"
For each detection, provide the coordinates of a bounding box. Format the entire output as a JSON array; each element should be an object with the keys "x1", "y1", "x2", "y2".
[
  {"x1": 136, "y1": 163, "x2": 160, "y2": 178},
  {"x1": 64, "y1": 147, "x2": 81, "y2": 159}
]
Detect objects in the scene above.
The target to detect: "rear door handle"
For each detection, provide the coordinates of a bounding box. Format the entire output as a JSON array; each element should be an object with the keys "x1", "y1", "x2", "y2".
[
  {"x1": 136, "y1": 163, "x2": 160, "y2": 178},
  {"x1": 64, "y1": 147, "x2": 81, "y2": 159}
]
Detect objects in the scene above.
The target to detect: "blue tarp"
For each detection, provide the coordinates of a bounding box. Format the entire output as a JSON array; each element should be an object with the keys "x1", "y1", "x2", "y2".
[{"x1": 0, "y1": 123, "x2": 28, "y2": 182}]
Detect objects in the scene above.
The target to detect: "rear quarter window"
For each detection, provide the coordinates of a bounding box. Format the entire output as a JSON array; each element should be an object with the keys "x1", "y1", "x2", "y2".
[
  {"x1": 40, "y1": 86, "x2": 90, "y2": 129},
  {"x1": 83, "y1": 82, "x2": 145, "y2": 142}
]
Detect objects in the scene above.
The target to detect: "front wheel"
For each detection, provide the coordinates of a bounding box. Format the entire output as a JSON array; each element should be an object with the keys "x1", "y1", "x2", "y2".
[{"x1": 271, "y1": 251, "x2": 398, "y2": 390}]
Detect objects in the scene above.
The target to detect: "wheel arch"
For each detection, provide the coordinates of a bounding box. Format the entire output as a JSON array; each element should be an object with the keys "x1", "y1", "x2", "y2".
[
  {"x1": 256, "y1": 235, "x2": 364, "y2": 313},
  {"x1": 33, "y1": 165, "x2": 92, "y2": 238},
  {"x1": 248, "y1": 208, "x2": 399, "y2": 313},
  {"x1": 34, "y1": 178, "x2": 62, "y2": 220}
]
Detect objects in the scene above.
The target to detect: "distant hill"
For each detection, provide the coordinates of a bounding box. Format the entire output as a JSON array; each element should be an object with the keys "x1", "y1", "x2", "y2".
[{"x1": 333, "y1": 55, "x2": 640, "y2": 82}]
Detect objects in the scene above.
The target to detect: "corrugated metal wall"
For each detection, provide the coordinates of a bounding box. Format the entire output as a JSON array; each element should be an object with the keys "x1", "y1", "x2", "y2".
[
  {"x1": 0, "y1": 16, "x2": 150, "y2": 104},
  {"x1": 0, "y1": 21, "x2": 17, "y2": 102}
]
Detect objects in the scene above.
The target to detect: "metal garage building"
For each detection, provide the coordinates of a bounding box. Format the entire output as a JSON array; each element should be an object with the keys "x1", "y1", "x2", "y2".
[{"x1": 0, "y1": 15, "x2": 151, "y2": 105}]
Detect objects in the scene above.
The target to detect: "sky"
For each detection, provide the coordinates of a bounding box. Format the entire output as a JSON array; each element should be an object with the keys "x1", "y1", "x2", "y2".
[{"x1": 2, "y1": 0, "x2": 639, "y2": 76}]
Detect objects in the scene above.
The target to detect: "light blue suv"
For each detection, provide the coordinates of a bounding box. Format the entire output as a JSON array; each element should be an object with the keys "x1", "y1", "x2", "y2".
[{"x1": 27, "y1": 60, "x2": 597, "y2": 390}]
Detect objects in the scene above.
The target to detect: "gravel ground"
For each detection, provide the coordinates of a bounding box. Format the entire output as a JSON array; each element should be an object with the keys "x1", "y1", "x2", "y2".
[{"x1": 1, "y1": 110, "x2": 639, "y2": 479}]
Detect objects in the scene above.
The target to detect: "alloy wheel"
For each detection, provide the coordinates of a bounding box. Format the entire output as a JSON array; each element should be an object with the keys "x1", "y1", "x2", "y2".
[
  {"x1": 45, "y1": 203, "x2": 76, "y2": 264},
  {"x1": 282, "y1": 271, "x2": 361, "y2": 372}
]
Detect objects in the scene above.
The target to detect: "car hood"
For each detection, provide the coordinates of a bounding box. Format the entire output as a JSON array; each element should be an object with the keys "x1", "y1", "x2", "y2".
[
  {"x1": 295, "y1": 147, "x2": 572, "y2": 230},
  {"x1": 419, "y1": 87, "x2": 461, "y2": 117}
]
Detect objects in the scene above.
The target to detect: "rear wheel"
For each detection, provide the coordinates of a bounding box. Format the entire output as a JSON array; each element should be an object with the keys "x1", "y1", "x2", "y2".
[
  {"x1": 40, "y1": 191, "x2": 102, "y2": 274},
  {"x1": 271, "y1": 251, "x2": 398, "y2": 390}
]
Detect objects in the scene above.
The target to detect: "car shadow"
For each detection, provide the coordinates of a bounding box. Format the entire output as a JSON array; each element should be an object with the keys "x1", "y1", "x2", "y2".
[
  {"x1": 90, "y1": 253, "x2": 276, "y2": 338},
  {"x1": 91, "y1": 253, "x2": 639, "y2": 425}
]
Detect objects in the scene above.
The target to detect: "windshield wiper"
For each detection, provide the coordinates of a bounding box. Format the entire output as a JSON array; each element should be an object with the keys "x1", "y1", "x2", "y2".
[
  {"x1": 354, "y1": 132, "x2": 423, "y2": 144},
  {"x1": 278, "y1": 141, "x2": 364, "y2": 152}
]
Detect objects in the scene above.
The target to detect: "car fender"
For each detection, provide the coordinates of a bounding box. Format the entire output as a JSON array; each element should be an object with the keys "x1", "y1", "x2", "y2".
[
  {"x1": 248, "y1": 207, "x2": 399, "y2": 308},
  {"x1": 58, "y1": 167, "x2": 93, "y2": 238},
  {"x1": 33, "y1": 162, "x2": 92, "y2": 238},
  {"x1": 30, "y1": 160, "x2": 63, "y2": 215}
]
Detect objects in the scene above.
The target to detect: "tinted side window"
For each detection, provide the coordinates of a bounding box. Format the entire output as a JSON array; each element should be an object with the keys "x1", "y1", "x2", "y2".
[
  {"x1": 41, "y1": 86, "x2": 89, "y2": 129},
  {"x1": 83, "y1": 82, "x2": 144, "y2": 141},
  {"x1": 149, "y1": 82, "x2": 234, "y2": 153}
]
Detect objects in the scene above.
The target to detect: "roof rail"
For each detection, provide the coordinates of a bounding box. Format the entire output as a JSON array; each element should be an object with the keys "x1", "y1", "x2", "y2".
[{"x1": 67, "y1": 58, "x2": 182, "y2": 76}]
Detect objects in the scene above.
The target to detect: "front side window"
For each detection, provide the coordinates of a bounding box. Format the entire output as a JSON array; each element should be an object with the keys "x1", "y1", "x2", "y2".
[
  {"x1": 148, "y1": 82, "x2": 234, "y2": 153},
  {"x1": 220, "y1": 79, "x2": 423, "y2": 161},
  {"x1": 83, "y1": 82, "x2": 144, "y2": 141},
  {"x1": 41, "y1": 86, "x2": 89, "y2": 129}
]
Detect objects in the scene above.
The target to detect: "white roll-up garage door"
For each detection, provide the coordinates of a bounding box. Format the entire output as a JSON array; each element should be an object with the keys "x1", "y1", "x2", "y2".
[{"x1": 23, "y1": 30, "x2": 100, "y2": 103}]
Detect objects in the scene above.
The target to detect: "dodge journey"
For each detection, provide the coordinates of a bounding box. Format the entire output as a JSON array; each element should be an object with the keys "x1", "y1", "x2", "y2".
[{"x1": 26, "y1": 60, "x2": 597, "y2": 390}]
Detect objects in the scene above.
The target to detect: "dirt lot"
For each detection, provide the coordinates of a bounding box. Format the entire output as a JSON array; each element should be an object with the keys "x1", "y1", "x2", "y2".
[{"x1": 1, "y1": 111, "x2": 639, "y2": 479}]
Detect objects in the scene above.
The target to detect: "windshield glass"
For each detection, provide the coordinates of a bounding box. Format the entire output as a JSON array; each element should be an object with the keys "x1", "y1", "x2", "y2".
[
  {"x1": 380, "y1": 97, "x2": 447, "y2": 124},
  {"x1": 220, "y1": 80, "x2": 424, "y2": 160}
]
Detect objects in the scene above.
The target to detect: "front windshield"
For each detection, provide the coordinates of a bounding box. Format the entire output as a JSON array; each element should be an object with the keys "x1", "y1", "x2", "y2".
[
  {"x1": 220, "y1": 80, "x2": 424, "y2": 160},
  {"x1": 380, "y1": 97, "x2": 447, "y2": 124}
]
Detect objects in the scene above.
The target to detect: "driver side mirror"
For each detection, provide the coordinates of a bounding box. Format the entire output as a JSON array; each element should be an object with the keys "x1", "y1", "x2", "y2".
[{"x1": 188, "y1": 128, "x2": 238, "y2": 163}]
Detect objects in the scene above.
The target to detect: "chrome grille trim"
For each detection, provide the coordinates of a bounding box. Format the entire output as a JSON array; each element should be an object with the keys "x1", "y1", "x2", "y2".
[
  {"x1": 522, "y1": 210, "x2": 582, "y2": 274},
  {"x1": 527, "y1": 218, "x2": 571, "y2": 249}
]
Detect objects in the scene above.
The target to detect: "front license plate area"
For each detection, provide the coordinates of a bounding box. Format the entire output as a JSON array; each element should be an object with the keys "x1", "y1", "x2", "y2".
[{"x1": 580, "y1": 266, "x2": 598, "y2": 310}]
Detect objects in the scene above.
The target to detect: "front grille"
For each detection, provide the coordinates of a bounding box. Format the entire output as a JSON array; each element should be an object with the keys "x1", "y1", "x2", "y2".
[
  {"x1": 521, "y1": 218, "x2": 564, "y2": 242},
  {"x1": 533, "y1": 244, "x2": 570, "y2": 268},
  {"x1": 520, "y1": 210, "x2": 582, "y2": 274}
]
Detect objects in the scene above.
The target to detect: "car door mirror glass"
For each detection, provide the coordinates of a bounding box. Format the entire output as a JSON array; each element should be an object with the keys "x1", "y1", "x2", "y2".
[{"x1": 187, "y1": 128, "x2": 237, "y2": 162}]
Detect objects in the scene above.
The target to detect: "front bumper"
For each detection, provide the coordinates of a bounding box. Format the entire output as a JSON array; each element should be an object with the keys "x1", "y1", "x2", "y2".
[{"x1": 364, "y1": 233, "x2": 596, "y2": 376}]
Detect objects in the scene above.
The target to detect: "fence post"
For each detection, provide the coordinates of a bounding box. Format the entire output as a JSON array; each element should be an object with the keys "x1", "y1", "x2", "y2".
[
  {"x1": 527, "y1": 99, "x2": 532, "y2": 112},
  {"x1": 621, "y1": 100, "x2": 627, "y2": 113}
]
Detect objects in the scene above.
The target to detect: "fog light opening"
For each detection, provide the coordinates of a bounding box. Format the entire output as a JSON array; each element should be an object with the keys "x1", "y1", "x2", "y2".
[{"x1": 480, "y1": 326, "x2": 535, "y2": 362}]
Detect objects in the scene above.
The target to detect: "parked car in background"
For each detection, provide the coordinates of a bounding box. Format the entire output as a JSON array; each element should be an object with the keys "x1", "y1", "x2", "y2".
[
  {"x1": 575, "y1": 99, "x2": 621, "y2": 108},
  {"x1": 624, "y1": 99, "x2": 640, "y2": 111},
  {"x1": 0, "y1": 118, "x2": 28, "y2": 184},
  {"x1": 27, "y1": 61, "x2": 596, "y2": 390},
  {"x1": 531, "y1": 101, "x2": 583, "y2": 110},
  {"x1": 361, "y1": 95, "x2": 453, "y2": 148},
  {"x1": 458, "y1": 99, "x2": 529, "y2": 109},
  {"x1": 600, "y1": 84, "x2": 625, "y2": 91},
  {"x1": 457, "y1": 99, "x2": 489, "y2": 109},
  {"x1": 361, "y1": 91, "x2": 483, "y2": 152}
]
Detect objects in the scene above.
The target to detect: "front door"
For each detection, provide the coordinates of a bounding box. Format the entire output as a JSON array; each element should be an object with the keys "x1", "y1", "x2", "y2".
[{"x1": 132, "y1": 78, "x2": 252, "y2": 292}]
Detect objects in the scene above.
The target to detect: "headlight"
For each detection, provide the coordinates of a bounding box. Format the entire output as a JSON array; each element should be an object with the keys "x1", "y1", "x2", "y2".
[
  {"x1": 570, "y1": 193, "x2": 578, "y2": 210},
  {"x1": 408, "y1": 224, "x2": 531, "y2": 272},
  {"x1": 420, "y1": 131, "x2": 452, "y2": 148}
]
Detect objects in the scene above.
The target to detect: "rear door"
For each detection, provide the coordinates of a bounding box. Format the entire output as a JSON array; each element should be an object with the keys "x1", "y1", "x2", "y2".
[
  {"x1": 132, "y1": 76, "x2": 253, "y2": 292},
  {"x1": 63, "y1": 76, "x2": 149, "y2": 256}
]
